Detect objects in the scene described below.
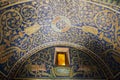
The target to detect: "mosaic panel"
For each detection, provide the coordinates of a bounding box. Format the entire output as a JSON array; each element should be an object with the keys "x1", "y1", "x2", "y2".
[
  {"x1": 15, "y1": 46, "x2": 104, "y2": 79},
  {"x1": 0, "y1": 0, "x2": 120, "y2": 79}
]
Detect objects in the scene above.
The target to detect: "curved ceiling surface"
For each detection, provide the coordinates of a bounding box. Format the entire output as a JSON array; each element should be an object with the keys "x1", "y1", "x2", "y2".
[{"x1": 0, "y1": 0, "x2": 120, "y2": 80}]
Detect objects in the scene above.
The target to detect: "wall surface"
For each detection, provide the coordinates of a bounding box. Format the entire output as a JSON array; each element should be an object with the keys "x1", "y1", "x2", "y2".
[{"x1": 0, "y1": 0, "x2": 120, "y2": 80}]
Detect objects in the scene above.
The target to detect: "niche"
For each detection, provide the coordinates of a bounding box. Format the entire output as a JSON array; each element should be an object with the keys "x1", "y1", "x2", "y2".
[{"x1": 54, "y1": 47, "x2": 70, "y2": 66}]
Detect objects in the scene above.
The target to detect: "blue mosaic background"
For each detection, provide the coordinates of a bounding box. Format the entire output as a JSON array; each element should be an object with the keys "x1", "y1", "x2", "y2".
[
  {"x1": 0, "y1": 0, "x2": 120, "y2": 79},
  {"x1": 16, "y1": 46, "x2": 105, "y2": 79}
]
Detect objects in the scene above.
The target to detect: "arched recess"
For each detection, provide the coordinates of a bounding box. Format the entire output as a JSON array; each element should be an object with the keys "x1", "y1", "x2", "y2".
[{"x1": 8, "y1": 41, "x2": 113, "y2": 79}]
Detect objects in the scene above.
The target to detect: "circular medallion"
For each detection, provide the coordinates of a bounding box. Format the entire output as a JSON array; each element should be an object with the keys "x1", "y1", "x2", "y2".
[
  {"x1": 0, "y1": 9, "x2": 22, "y2": 30},
  {"x1": 94, "y1": 10, "x2": 118, "y2": 32},
  {"x1": 21, "y1": 5, "x2": 37, "y2": 24},
  {"x1": 51, "y1": 16, "x2": 71, "y2": 32}
]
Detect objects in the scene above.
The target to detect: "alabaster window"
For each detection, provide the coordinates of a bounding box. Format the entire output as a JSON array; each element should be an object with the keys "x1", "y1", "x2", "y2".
[{"x1": 54, "y1": 47, "x2": 70, "y2": 66}]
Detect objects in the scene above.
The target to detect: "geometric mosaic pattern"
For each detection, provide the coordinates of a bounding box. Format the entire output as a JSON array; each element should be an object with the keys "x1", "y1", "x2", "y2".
[{"x1": 0, "y1": 0, "x2": 120, "y2": 79}]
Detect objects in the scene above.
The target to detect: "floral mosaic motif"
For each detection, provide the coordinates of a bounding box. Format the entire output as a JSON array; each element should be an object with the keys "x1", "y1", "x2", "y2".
[
  {"x1": 37, "y1": 4, "x2": 53, "y2": 27},
  {"x1": 0, "y1": 0, "x2": 120, "y2": 79},
  {"x1": 0, "y1": 0, "x2": 120, "y2": 8},
  {"x1": 0, "y1": 9, "x2": 22, "y2": 30},
  {"x1": 21, "y1": 5, "x2": 37, "y2": 25},
  {"x1": 94, "y1": 10, "x2": 118, "y2": 32}
]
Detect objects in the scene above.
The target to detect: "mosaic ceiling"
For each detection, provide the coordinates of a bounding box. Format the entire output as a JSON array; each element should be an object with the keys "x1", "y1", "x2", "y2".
[{"x1": 0, "y1": 0, "x2": 120, "y2": 80}]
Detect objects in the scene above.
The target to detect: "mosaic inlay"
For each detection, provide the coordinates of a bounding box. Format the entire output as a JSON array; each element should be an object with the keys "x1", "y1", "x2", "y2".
[{"x1": 0, "y1": 0, "x2": 120, "y2": 80}]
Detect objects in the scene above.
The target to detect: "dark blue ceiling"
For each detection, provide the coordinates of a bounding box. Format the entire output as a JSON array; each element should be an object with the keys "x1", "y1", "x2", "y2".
[{"x1": 0, "y1": 0, "x2": 120, "y2": 80}]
